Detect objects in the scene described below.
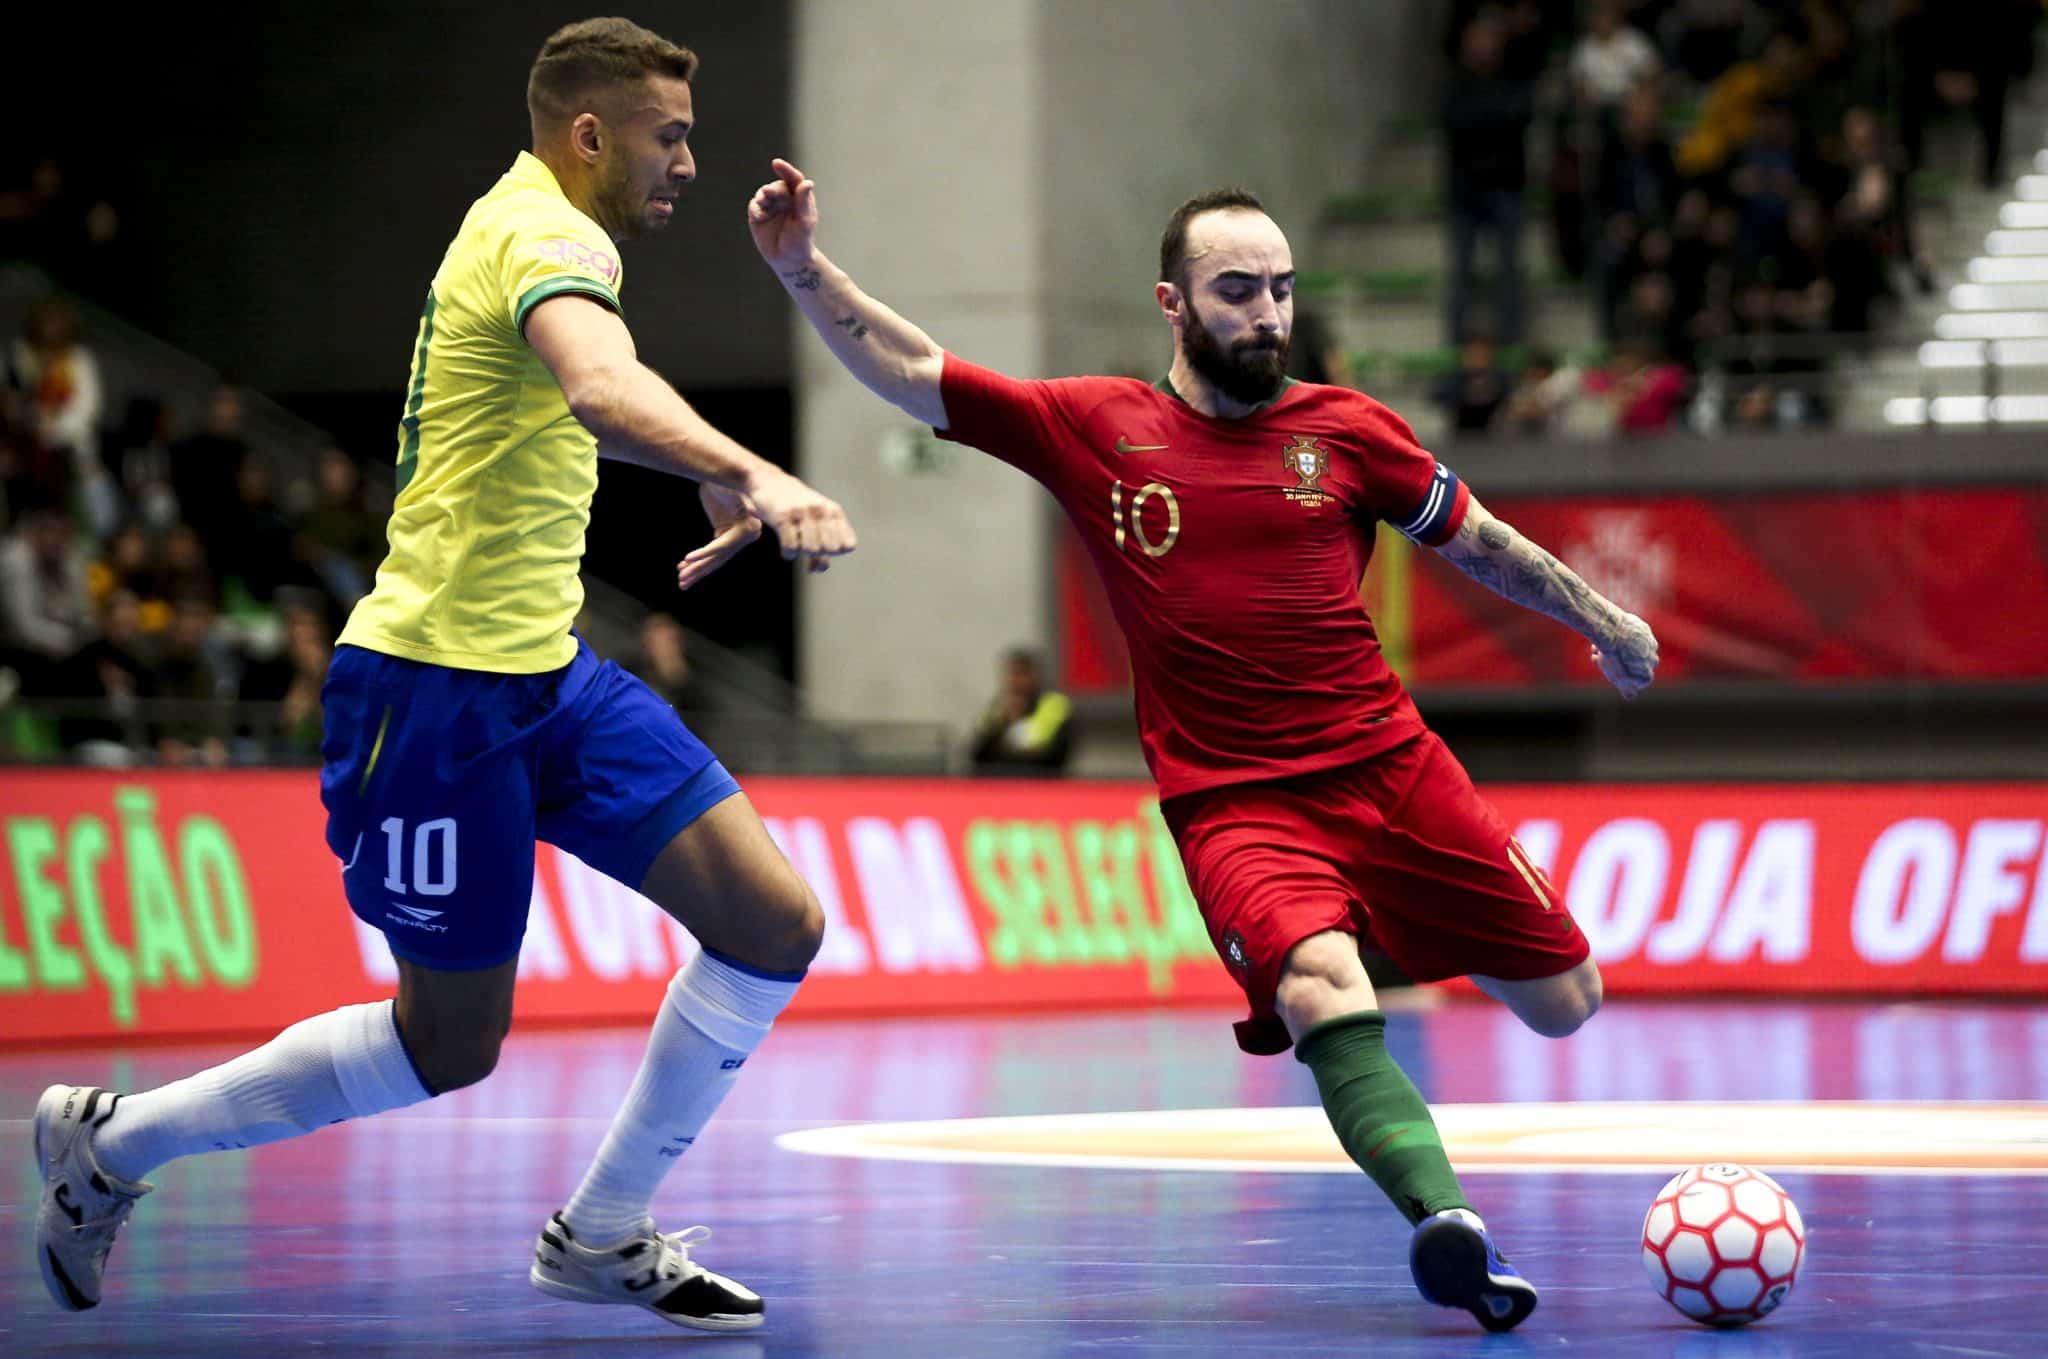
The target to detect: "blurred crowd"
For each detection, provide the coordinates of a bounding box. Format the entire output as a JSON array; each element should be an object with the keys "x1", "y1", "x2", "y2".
[
  {"x1": 1434, "y1": 0, "x2": 2040, "y2": 438},
  {"x1": 0, "y1": 296, "x2": 388, "y2": 765}
]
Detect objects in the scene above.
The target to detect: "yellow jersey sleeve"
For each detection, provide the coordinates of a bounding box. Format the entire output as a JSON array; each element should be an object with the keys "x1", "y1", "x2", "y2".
[{"x1": 501, "y1": 205, "x2": 624, "y2": 335}]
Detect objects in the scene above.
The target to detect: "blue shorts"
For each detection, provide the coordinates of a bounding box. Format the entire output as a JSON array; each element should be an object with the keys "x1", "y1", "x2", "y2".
[{"x1": 318, "y1": 637, "x2": 741, "y2": 970}]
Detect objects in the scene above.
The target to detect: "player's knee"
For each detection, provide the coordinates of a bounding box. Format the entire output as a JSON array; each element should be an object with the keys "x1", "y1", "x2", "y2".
[
  {"x1": 741, "y1": 878, "x2": 825, "y2": 975},
  {"x1": 401, "y1": 1020, "x2": 508, "y2": 1094},
  {"x1": 1523, "y1": 969, "x2": 1602, "y2": 1039},
  {"x1": 1273, "y1": 932, "x2": 1370, "y2": 1033}
]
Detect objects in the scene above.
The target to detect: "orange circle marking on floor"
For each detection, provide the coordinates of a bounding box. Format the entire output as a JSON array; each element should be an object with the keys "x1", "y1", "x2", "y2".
[{"x1": 776, "y1": 1102, "x2": 2048, "y2": 1176}]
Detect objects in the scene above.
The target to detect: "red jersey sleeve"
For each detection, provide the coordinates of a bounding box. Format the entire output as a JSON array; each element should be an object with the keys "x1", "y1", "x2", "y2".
[
  {"x1": 932, "y1": 353, "x2": 1071, "y2": 480},
  {"x1": 1351, "y1": 395, "x2": 1470, "y2": 547}
]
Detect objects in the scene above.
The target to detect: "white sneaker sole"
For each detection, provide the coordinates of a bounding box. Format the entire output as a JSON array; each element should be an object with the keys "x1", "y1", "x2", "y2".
[{"x1": 528, "y1": 1265, "x2": 766, "y2": 1332}]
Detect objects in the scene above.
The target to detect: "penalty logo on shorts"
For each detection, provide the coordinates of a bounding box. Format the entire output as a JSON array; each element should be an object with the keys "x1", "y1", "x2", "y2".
[
  {"x1": 1222, "y1": 929, "x2": 1250, "y2": 975},
  {"x1": 1281, "y1": 436, "x2": 1332, "y2": 508}
]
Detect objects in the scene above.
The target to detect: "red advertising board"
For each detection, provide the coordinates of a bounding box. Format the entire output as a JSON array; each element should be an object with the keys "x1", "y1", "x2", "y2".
[
  {"x1": 1058, "y1": 487, "x2": 2048, "y2": 692},
  {"x1": 2, "y1": 772, "x2": 2045, "y2": 1045}
]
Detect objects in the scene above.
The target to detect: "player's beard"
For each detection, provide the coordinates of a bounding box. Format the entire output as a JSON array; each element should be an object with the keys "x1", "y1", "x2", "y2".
[
  {"x1": 592, "y1": 154, "x2": 650, "y2": 240},
  {"x1": 1181, "y1": 297, "x2": 1290, "y2": 406}
]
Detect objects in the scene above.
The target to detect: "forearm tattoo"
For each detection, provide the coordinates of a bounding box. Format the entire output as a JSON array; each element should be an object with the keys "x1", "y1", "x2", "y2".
[
  {"x1": 783, "y1": 267, "x2": 822, "y2": 291},
  {"x1": 1450, "y1": 518, "x2": 1656, "y2": 681},
  {"x1": 833, "y1": 313, "x2": 870, "y2": 342}
]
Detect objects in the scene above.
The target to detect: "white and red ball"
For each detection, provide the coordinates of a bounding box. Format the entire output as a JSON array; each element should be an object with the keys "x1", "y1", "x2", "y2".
[{"x1": 1641, "y1": 1163, "x2": 1806, "y2": 1325}]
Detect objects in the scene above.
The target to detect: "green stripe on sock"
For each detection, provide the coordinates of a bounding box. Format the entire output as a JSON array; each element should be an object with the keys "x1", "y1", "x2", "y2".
[{"x1": 1296, "y1": 1010, "x2": 1470, "y2": 1227}]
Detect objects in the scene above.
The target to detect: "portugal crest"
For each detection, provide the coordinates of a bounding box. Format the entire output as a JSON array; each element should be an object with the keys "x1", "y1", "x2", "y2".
[{"x1": 1282, "y1": 435, "x2": 1331, "y2": 507}]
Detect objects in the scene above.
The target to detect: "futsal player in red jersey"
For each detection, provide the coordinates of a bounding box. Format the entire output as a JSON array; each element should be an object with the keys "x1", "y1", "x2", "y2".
[{"x1": 750, "y1": 162, "x2": 1660, "y2": 1333}]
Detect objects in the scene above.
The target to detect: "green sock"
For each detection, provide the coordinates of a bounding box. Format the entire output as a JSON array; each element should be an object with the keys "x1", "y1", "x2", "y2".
[{"x1": 1295, "y1": 1010, "x2": 1470, "y2": 1227}]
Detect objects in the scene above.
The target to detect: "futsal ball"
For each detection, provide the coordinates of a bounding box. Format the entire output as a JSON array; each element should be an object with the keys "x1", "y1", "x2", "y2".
[{"x1": 1640, "y1": 1163, "x2": 1805, "y2": 1326}]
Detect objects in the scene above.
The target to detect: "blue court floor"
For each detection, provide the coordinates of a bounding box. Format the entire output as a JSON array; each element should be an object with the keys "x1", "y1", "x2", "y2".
[{"x1": 5, "y1": 999, "x2": 2046, "y2": 1358}]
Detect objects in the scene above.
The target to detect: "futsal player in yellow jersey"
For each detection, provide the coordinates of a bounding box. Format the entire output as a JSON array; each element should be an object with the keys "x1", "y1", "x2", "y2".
[{"x1": 34, "y1": 19, "x2": 849, "y2": 1332}]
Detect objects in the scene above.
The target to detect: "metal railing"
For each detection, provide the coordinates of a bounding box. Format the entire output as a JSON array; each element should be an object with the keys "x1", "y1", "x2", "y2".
[{"x1": 1, "y1": 696, "x2": 954, "y2": 774}]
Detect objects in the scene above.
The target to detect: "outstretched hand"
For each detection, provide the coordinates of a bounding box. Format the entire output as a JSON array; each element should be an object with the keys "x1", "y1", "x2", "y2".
[
  {"x1": 745, "y1": 469, "x2": 857, "y2": 575},
  {"x1": 1592, "y1": 613, "x2": 1660, "y2": 700},
  {"x1": 676, "y1": 483, "x2": 764, "y2": 592},
  {"x1": 748, "y1": 158, "x2": 819, "y2": 274}
]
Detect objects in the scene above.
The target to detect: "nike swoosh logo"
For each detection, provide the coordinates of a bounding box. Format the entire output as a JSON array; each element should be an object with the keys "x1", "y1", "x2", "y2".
[
  {"x1": 342, "y1": 833, "x2": 363, "y2": 872},
  {"x1": 1116, "y1": 437, "x2": 1169, "y2": 453}
]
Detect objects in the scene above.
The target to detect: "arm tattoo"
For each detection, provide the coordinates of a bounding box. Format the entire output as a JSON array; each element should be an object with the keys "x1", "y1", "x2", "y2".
[
  {"x1": 783, "y1": 267, "x2": 822, "y2": 291},
  {"x1": 1448, "y1": 517, "x2": 1656, "y2": 681},
  {"x1": 833, "y1": 313, "x2": 870, "y2": 342}
]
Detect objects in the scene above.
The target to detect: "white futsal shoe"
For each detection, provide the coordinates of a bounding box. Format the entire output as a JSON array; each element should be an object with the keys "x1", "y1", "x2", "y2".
[
  {"x1": 529, "y1": 1211, "x2": 765, "y2": 1331},
  {"x1": 33, "y1": 1085, "x2": 151, "y2": 1311}
]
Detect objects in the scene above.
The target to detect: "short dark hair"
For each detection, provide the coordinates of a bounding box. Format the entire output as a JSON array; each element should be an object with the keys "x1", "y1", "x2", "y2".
[
  {"x1": 1159, "y1": 188, "x2": 1267, "y2": 284},
  {"x1": 528, "y1": 18, "x2": 698, "y2": 131}
]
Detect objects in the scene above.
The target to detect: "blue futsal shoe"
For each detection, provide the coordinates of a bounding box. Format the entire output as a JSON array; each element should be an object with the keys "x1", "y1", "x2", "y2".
[{"x1": 1408, "y1": 1208, "x2": 1539, "y2": 1332}]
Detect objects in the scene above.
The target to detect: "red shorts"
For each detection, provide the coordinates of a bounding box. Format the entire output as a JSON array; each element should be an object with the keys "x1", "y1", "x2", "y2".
[{"x1": 1162, "y1": 731, "x2": 1589, "y2": 1055}]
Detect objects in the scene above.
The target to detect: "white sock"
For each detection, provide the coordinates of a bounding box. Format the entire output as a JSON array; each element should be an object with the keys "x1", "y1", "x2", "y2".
[
  {"x1": 562, "y1": 949, "x2": 801, "y2": 1244},
  {"x1": 93, "y1": 1001, "x2": 432, "y2": 1182}
]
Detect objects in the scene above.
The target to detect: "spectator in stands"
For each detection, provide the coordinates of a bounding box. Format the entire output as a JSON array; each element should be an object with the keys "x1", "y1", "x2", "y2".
[
  {"x1": 158, "y1": 521, "x2": 216, "y2": 606},
  {"x1": 1730, "y1": 103, "x2": 1805, "y2": 270},
  {"x1": 170, "y1": 383, "x2": 253, "y2": 545},
  {"x1": 1499, "y1": 348, "x2": 1580, "y2": 436},
  {"x1": 632, "y1": 611, "x2": 713, "y2": 716},
  {"x1": 7, "y1": 297, "x2": 115, "y2": 536},
  {"x1": 1582, "y1": 335, "x2": 1690, "y2": 437},
  {"x1": 149, "y1": 592, "x2": 231, "y2": 767},
  {"x1": 1897, "y1": 0, "x2": 2034, "y2": 189},
  {"x1": 0, "y1": 500, "x2": 92, "y2": 696},
  {"x1": 1619, "y1": 269, "x2": 1688, "y2": 370},
  {"x1": 276, "y1": 601, "x2": 332, "y2": 757},
  {"x1": 1826, "y1": 106, "x2": 1929, "y2": 291},
  {"x1": 1570, "y1": 1, "x2": 1661, "y2": 124},
  {"x1": 57, "y1": 587, "x2": 147, "y2": 763},
  {"x1": 1666, "y1": 189, "x2": 1717, "y2": 332},
  {"x1": 1677, "y1": 29, "x2": 1807, "y2": 180},
  {"x1": 1443, "y1": 14, "x2": 1536, "y2": 347},
  {"x1": 1601, "y1": 85, "x2": 1678, "y2": 231},
  {"x1": 0, "y1": 398, "x2": 28, "y2": 530},
  {"x1": 294, "y1": 446, "x2": 384, "y2": 609},
  {"x1": 1828, "y1": 162, "x2": 1906, "y2": 333},
  {"x1": 1772, "y1": 194, "x2": 1837, "y2": 336},
  {"x1": 236, "y1": 593, "x2": 330, "y2": 759},
  {"x1": 215, "y1": 454, "x2": 300, "y2": 606},
  {"x1": 1432, "y1": 333, "x2": 1513, "y2": 436},
  {"x1": 9, "y1": 299, "x2": 101, "y2": 466},
  {"x1": 971, "y1": 647, "x2": 1073, "y2": 776},
  {"x1": 106, "y1": 395, "x2": 182, "y2": 532},
  {"x1": 89, "y1": 521, "x2": 155, "y2": 603}
]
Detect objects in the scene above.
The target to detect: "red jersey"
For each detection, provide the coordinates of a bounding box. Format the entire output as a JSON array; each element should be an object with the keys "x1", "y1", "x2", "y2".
[{"x1": 935, "y1": 355, "x2": 1469, "y2": 800}]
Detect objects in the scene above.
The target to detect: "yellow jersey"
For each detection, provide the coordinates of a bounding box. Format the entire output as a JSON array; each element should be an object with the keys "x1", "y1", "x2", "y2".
[{"x1": 339, "y1": 151, "x2": 624, "y2": 673}]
